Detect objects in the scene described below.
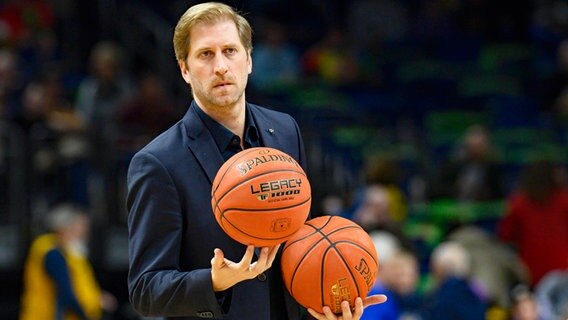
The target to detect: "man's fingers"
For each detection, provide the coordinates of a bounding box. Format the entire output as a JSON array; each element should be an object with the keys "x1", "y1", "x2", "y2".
[
  {"x1": 352, "y1": 297, "x2": 364, "y2": 318},
  {"x1": 251, "y1": 247, "x2": 269, "y2": 272},
  {"x1": 363, "y1": 294, "x2": 388, "y2": 308},
  {"x1": 322, "y1": 306, "x2": 338, "y2": 320},
  {"x1": 341, "y1": 300, "x2": 352, "y2": 319},
  {"x1": 238, "y1": 245, "x2": 255, "y2": 269},
  {"x1": 211, "y1": 248, "x2": 224, "y2": 269}
]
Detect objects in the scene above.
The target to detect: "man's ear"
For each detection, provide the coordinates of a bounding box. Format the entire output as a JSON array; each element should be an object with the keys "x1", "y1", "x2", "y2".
[{"x1": 179, "y1": 59, "x2": 192, "y2": 85}]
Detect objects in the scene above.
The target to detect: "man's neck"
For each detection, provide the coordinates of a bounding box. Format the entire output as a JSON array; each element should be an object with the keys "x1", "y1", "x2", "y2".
[{"x1": 196, "y1": 98, "x2": 246, "y2": 139}]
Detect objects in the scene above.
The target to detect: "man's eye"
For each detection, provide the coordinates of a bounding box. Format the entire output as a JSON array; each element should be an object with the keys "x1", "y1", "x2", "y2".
[
  {"x1": 200, "y1": 51, "x2": 212, "y2": 58},
  {"x1": 225, "y1": 48, "x2": 236, "y2": 54}
]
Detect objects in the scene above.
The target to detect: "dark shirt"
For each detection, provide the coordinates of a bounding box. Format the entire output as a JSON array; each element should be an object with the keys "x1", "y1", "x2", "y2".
[
  {"x1": 195, "y1": 103, "x2": 260, "y2": 160},
  {"x1": 44, "y1": 248, "x2": 88, "y2": 320}
]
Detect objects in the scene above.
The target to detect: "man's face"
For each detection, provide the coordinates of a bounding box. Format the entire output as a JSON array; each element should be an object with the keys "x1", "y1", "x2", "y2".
[{"x1": 179, "y1": 19, "x2": 252, "y2": 111}]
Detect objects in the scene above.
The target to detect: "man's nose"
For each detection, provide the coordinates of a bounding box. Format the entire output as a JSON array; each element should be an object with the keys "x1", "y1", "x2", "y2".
[{"x1": 213, "y1": 55, "x2": 228, "y2": 75}]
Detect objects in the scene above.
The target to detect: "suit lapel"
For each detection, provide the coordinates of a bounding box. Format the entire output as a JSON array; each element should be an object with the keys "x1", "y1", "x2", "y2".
[
  {"x1": 183, "y1": 103, "x2": 224, "y2": 184},
  {"x1": 250, "y1": 104, "x2": 285, "y2": 152}
]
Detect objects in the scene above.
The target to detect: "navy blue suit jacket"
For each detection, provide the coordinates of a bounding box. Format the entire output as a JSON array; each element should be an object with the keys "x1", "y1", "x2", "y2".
[{"x1": 127, "y1": 101, "x2": 307, "y2": 319}]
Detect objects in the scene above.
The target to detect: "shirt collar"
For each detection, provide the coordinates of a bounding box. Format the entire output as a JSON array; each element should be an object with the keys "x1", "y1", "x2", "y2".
[{"x1": 194, "y1": 101, "x2": 259, "y2": 153}]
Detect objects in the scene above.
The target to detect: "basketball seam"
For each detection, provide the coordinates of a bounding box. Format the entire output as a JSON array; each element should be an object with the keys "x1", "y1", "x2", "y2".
[
  {"x1": 219, "y1": 197, "x2": 310, "y2": 242},
  {"x1": 211, "y1": 148, "x2": 264, "y2": 222},
  {"x1": 281, "y1": 216, "x2": 333, "y2": 256},
  {"x1": 325, "y1": 241, "x2": 362, "y2": 309},
  {"x1": 212, "y1": 147, "x2": 261, "y2": 194},
  {"x1": 333, "y1": 240, "x2": 379, "y2": 266},
  {"x1": 281, "y1": 229, "x2": 318, "y2": 255},
  {"x1": 220, "y1": 215, "x2": 296, "y2": 241},
  {"x1": 221, "y1": 196, "x2": 311, "y2": 213},
  {"x1": 288, "y1": 231, "x2": 324, "y2": 298},
  {"x1": 284, "y1": 223, "x2": 361, "y2": 257}
]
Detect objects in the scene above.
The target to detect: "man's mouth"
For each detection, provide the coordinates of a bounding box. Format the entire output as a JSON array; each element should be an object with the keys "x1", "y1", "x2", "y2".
[{"x1": 214, "y1": 82, "x2": 232, "y2": 88}]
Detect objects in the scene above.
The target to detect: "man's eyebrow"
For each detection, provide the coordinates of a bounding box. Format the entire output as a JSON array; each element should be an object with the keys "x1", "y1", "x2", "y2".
[{"x1": 194, "y1": 42, "x2": 241, "y2": 52}]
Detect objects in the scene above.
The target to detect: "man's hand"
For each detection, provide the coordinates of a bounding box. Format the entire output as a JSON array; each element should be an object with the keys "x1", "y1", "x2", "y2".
[
  {"x1": 211, "y1": 245, "x2": 280, "y2": 292},
  {"x1": 307, "y1": 295, "x2": 388, "y2": 320}
]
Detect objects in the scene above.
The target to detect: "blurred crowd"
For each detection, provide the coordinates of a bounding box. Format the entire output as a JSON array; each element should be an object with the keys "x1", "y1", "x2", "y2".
[{"x1": 0, "y1": 0, "x2": 567, "y2": 319}]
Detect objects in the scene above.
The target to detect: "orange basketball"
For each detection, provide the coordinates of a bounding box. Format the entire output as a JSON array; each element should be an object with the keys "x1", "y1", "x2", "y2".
[
  {"x1": 211, "y1": 147, "x2": 311, "y2": 247},
  {"x1": 281, "y1": 216, "x2": 379, "y2": 314}
]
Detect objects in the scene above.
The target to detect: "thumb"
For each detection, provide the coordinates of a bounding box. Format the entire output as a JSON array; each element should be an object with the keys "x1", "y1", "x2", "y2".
[{"x1": 211, "y1": 248, "x2": 225, "y2": 269}]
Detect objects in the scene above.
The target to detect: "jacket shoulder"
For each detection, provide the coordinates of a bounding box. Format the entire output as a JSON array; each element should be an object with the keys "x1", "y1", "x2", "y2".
[{"x1": 133, "y1": 121, "x2": 185, "y2": 161}]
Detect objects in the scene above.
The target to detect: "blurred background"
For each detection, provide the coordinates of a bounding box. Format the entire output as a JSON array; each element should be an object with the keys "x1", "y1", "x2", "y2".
[{"x1": 0, "y1": 0, "x2": 567, "y2": 319}]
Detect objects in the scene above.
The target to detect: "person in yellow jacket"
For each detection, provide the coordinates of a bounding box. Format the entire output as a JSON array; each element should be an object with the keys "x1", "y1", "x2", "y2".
[{"x1": 20, "y1": 203, "x2": 116, "y2": 320}]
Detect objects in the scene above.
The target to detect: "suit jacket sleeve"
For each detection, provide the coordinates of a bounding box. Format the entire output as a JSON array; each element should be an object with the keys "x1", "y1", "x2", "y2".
[{"x1": 127, "y1": 150, "x2": 223, "y2": 318}]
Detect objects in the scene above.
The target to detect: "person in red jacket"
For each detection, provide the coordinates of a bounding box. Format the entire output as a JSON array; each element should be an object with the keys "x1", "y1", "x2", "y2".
[{"x1": 498, "y1": 160, "x2": 568, "y2": 286}]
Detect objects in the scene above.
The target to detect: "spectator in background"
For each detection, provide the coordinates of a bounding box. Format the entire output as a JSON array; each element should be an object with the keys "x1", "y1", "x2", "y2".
[
  {"x1": 20, "y1": 203, "x2": 116, "y2": 320},
  {"x1": 250, "y1": 21, "x2": 300, "y2": 92},
  {"x1": 0, "y1": 48, "x2": 24, "y2": 119},
  {"x1": 0, "y1": 0, "x2": 55, "y2": 46},
  {"x1": 115, "y1": 71, "x2": 179, "y2": 150},
  {"x1": 497, "y1": 160, "x2": 568, "y2": 286},
  {"x1": 302, "y1": 26, "x2": 360, "y2": 86},
  {"x1": 428, "y1": 241, "x2": 487, "y2": 320},
  {"x1": 448, "y1": 226, "x2": 529, "y2": 311},
  {"x1": 13, "y1": 70, "x2": 88, "y2": 206},
  {"x1": 351, "y1": 184, "x2": 415, "y2": 253},
  {"x1": 364, "y1": 156, "x2": 407, "y2": 222},
  {"x1": 510, "y1": 284, "x2": 542, "y2": 320},
  {"x1": 361, "y1": 231, "x2": 403, "y2": 320},
  {"x1": 535, "y1": 271, "x2": 568, "y2": 320},
  {"x1": 14, "y1": 69, "x2": 83, "y2": 134},
  {"x1": 75, "y1": 41, "x2": 132, "y2": 140},
  {"x1": 352, "y1": 185, "x2": 391, "y2": 231},
  {"x1": 430, "y1": 124, "x2": 504, "y2": 202},
  {"x1": 384, "y1": 251, "x2": 426, "y2": 320}
]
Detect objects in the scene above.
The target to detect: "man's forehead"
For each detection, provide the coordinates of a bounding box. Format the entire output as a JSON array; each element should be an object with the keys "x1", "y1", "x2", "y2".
[{"x1": 189, "y1": 19, "x2": 241, "y2": 49}]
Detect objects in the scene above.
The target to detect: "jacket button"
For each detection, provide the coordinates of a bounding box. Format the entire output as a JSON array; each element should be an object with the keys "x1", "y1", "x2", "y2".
[
  {"x1": 257, "y1": 272, "x2": 267, "y2": 281},
  {"x1": 197, "y1": 311, "x2": 213, "y2": 318}
]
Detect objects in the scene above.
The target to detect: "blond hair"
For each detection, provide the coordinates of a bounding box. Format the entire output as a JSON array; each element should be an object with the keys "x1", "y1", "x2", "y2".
[
  {"x1": 431, "y1": 241, "x2": 471, "y2": 278},
  {"x1": 173, "y1": 2, "x2": 252, "y2": 64}
]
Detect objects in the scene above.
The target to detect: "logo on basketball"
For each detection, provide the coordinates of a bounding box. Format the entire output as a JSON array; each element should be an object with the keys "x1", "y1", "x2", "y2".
[
  {"x1": 256, "y1": 194, "x2": 269, "y2": 201},
  {"x1": 236, "y1": 153, "x2": 299, "y2": 176},
  {"x1": 271, "y1": 218, "x2": 291, "y2": 232},
  {"x1": 250, "y1": 178, "x2": 303, "y2": 202},
  {"x1": 330, "y1": 278, "x2": 351, "y2": 313},
  {"x1": 355, "y1": 258, "x2": 376, "y2": 290}
]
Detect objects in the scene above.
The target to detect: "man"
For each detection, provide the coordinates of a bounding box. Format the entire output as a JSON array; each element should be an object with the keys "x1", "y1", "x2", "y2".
[
  {"x1": 126, "y1": 2, "x2": 385, "y2": 319},
  {"x1": 20, "y1": 203, "x2": 116, "y2": 320}
]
